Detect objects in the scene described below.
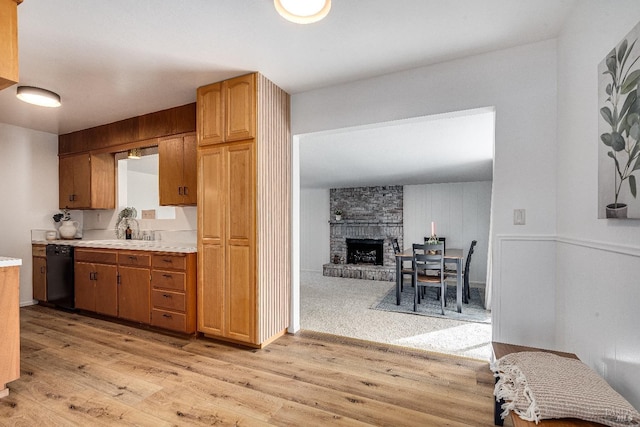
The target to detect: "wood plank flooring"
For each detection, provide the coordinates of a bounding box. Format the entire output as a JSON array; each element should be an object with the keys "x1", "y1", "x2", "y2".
[{"x1": 1, "y1": 305, "x2": 497, "y2": 426}]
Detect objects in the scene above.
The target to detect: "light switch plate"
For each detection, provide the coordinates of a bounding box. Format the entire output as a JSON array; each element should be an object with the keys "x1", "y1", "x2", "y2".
[
  {"x1": 141, "y1": 209, "x2": 156, "y2": 219},
  {"x1": 513, "y1": 209, "x2": 526, "y2": 225}
]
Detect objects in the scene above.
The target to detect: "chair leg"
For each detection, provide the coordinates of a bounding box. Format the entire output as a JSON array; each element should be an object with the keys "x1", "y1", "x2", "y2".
[
  {"x1": 414, "y1": 285, "x2": 418, "y2": 312},
  {"x1": 440, "y1": 283, "x2": 445, "y2": 315}
]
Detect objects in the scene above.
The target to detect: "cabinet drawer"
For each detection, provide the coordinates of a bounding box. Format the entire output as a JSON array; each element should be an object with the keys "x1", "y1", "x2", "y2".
[
  {"x1": 75, "y1": 249, "x2": 117, "y2": 264},
  {"x1": 151, "y1": 270, "x2": 186, "y2": 291},
  {"x1": 151, "y1": 309, "x2": 186, "y2": 333},
  {"x1": 119, "y1": 252, "x2": 151, "y2": 267},
  {"x1": 152, "y1": 254, "x2": 186, "y2": 270},
  {"x1": 151, "y1": 290, "x2": 186, "y2": 312},
  {"x1": 32, "y1": 245, "x2": 46, "y2": 257}
]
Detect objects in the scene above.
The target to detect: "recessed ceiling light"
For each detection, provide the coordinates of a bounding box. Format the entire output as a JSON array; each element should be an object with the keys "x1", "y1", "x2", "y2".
[
  {"x1": 16, "y1": 86, "x2": 61, "y2": 108},
  {"x1": 274, "y1": 0, "x2": 331, "y2": 24}
]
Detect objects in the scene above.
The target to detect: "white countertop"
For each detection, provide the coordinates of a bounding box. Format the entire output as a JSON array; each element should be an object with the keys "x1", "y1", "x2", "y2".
[
  {"x1": 32, "y1": 239, "x2": 196, "y2": 253},
  {"x1": 0, "y1": 257, "x2": 22, "y2": 267}
]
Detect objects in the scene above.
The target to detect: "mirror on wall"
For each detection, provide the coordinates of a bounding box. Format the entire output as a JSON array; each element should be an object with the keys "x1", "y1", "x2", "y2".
[{"x1": 116, "y1": 148, "x2": 176, "y2": 219}]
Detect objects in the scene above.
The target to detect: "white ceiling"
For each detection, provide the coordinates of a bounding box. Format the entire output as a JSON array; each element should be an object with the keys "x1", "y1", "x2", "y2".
[{"x1": 0, "y1": 0, "x2": 576, "y2": 188}]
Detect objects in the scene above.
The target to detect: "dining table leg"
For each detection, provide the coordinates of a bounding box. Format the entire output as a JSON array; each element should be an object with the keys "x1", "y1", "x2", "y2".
[
  {"x1": 395, "y1": 256, "x2": 401, "y2": 305},
  {"x1": 456, "y1": 259, "x2": 462, "y2": 313}
]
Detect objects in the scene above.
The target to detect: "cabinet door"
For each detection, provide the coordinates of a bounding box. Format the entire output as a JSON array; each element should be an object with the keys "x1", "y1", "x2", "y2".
[
  {"x1": 59, "y1": 156, "x2": 75, "y2": 209},
  {"x1": 158, "y1": 136, "x2": 184, "y2": 206},
  {"x1": 118, "y1": 266, "x2": 150, "y2": 323},
  {"x1": 32, "y1": 256, "x2": 47, "y2": 301},
  {"x1": 182, "y1": 133, "x2": 197, "y2": 205},
  {"x1": 226, "y1": 142, "x2": 256, "y2": 343},
  {"x1": 197, "y1": 82, "x2": 224, "y2": 146},
  {"x1": 224, "y1": 74, "x2": 256, "y2": 142},
  {"x1": 94, "y1": 264, "x2": 118, "y2": 317},
  {"x1": 74, "y1": 261, "x2": 95, "y2": 311},
  {"x1": 198, "y1": 147, "x2": 225, "y2": 335},
  {"x1": 0, "y1": 0, "x2": 19, "y2": 91},
  {"x1": 72, "y1": 153, "x2": 92, "y2": 208}
]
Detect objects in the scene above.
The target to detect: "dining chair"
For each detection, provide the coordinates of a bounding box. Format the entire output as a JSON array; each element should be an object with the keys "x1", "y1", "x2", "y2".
[
  {"x1": 413, "y1": 242, "x2": 445, "y2": 303},
  {"x1": 424, "y1": 236, "x2": 446, "y2": 253},
  {"x1": 392, "y1": 238, "x2": 414, "y2": 291},
  {"x1": 413, "y1": 249, "x2": 446, "y2": 315},
  {"x1": 463, "y1": 240, "x2": 477, "y2": 302}
]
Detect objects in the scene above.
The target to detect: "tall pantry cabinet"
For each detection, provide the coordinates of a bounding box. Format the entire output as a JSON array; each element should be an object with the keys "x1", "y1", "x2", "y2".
[{"x1": 196, "y1": 73, "x2": 291, "y2": 347}]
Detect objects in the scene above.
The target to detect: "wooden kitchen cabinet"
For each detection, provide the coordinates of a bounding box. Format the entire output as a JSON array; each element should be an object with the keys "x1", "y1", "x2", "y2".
[
  {"x1": 74, "y1": 247, "x2": 195, "y2": 334},
  {"x1": 158, "y1": 132, "x2": 197, "y2": 206},
  {"x1": 197, "y1": 73, "x2": 256, "y2": 147},
  {"x1": 197, "y1": 73, "x2": 290, "y2": 347},
  {"x1": 74, "y1": 249, "x2": 118, "y2": 317},
  {"x1": 117, "y1": 251, "x2": 150, "y2": 324},
  {"x1": 0, "y1": 0, "x2": 21, "y2": 91},
  {"x1": 59, "y1": 153, "x2": 115, "y2": 209},
  {"x1": 199, "y1": 142, "x2": 256, "y2": 343},
  {"x1": 0, "y1": 264, "x2": 20, "y2": 398},
  {"x1": 150, "y1": 253, "x2": 196, "y2": 333},
  {"x1": 32, "y1": 244, "x2": 47, "y2": 301}
]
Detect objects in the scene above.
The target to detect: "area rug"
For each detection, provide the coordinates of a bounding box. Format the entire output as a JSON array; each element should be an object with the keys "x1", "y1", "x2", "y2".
[{"x1": 372, "y1": 284, "x2": 491, "y2": 324}]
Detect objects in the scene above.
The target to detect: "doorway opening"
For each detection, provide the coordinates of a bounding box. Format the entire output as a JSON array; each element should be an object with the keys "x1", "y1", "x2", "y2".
[{"x1": 292, "y1": 107, "x2": 496, "y2": 360}]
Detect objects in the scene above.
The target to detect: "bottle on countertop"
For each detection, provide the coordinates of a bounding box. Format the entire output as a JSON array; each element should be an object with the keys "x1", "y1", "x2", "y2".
[{"x1": 125, "y1": 225, "x2": 132, "y2": 240}]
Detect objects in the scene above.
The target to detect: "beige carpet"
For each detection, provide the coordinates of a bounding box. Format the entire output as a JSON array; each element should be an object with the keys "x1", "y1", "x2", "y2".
[{"x1": 300, "y1": 271, "x2": 492, "y2": 360}]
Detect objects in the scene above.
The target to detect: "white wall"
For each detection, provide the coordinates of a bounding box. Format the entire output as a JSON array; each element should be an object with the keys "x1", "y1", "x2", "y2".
[
  {"x1": 299, "y1": 188, "x2": 330, "y2": 272},
  {"x1": 292, "y1": 39, "x2": 559, "y2": 345},
  {"x1": 404, "y1": 181, "x2": 491, "y2": 284},
  {"x1": 556, "y1": 0, "x2": 640, "y2": 408},
  {"x1": 0, "y1": 124, "x2": 59, "y2": 306}
]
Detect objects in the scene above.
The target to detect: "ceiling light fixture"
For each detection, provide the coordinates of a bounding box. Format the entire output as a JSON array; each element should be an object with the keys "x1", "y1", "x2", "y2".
[
  {"x1": 16, "y1": 86, "x2": 61, "y2": 108},
  {"x1": 127, "y1": 148, "x2": 141, "y2": 159},
  {"x1": 274, "y1": 0, "x2": 331, "y2": 24}
]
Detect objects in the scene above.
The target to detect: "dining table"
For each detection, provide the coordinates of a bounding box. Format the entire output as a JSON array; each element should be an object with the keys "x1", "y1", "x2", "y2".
[{"x1": 394, "y1": 247, "x2": 464, "y2": 313}]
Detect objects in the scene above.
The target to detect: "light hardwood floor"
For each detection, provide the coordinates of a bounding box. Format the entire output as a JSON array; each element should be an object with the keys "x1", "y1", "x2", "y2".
[{"x1": 1, "y1": 305, "x2": 498, "y2": 426}]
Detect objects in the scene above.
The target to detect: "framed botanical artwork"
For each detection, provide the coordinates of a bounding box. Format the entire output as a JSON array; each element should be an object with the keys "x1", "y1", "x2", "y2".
[{"x1": 598, "y1": 20, "x2": 640, "y2": 218}]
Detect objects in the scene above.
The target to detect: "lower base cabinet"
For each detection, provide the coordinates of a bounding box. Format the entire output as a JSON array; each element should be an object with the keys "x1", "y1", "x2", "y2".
[
  {"x1": 74, "y1": 248, "x2": 196, "y2": 334},
  {"x1": 0, "y1": 265, "x2": 20, "y2": 398}
]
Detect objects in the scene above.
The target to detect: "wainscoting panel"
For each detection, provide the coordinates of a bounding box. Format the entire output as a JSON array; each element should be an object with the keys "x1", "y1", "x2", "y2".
[{"x1": 403, "y1": 181, "x2": 491, "y2": 283}]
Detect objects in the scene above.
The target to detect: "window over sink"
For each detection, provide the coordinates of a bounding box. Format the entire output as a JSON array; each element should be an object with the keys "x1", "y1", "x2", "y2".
[{"x1": 116, "y1": 148, "x2": 176, "y2": 219}]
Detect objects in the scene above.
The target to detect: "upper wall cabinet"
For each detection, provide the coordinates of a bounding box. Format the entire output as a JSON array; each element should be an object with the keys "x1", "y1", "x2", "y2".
[
  {"x1": 59, "y1": 153, "x2": 115, "y2": 210},
  {"x1": 197, "y1": 73, "x2": 256, "y2": 146},
  {"x1": 0, "y1": 0, "x2": 21, "y2": 91},
  {"x1": 158, "y1": 132, "x2": 197, "y2": 206},
  {"x1": 58, "y1": 103, "x2": 196, "y2": 155}
]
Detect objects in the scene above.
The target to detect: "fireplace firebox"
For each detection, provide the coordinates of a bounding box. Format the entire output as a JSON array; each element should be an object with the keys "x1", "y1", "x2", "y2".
[{"x1": 346, "y1": 238, "x2": 384, "y2": 266}]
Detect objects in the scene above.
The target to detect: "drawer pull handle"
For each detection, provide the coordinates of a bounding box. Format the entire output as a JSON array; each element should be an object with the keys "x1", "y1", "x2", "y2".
[
  {"x1": 162, "y1": 259, "x2": 173, "y2": 263},
  {"x1": 162, "y1": 294, "x2": 172, "y2": 298},
  {"x1": 162, "y1": 314, "x2": 172, "y2": 318},
  {"x1": 128, "y1": 256, "x2": 137, "y2": 261},
  {"x1": 162, "y1": 274, "x2": 172, "y2": 278}
]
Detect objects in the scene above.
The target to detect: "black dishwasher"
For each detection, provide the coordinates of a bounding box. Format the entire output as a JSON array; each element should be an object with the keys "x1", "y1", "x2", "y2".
[{"x1": 45, "y1": 244, "x2": 75, "y2": 310}]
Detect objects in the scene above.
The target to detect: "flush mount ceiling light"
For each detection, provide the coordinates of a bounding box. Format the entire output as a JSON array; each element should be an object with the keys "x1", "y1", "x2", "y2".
[
  {"x1": 274, "y1": 0, "x2": 331, "y2": 24},
  {"x1": 16, "y1": 86, "x2": 61, "y2": 108},
  {"x1": 127, "y1": 148, "x2": 141, "y2": 159}
]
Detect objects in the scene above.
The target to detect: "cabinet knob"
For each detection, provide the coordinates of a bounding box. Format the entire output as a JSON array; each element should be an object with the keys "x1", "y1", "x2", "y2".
[
  {"x1": 178, "y1": 186, "x2": 183, "y2": 195},
  {"x1": 162, "y1": 274, "x2": 172, "y2": 279},
  {"x1": 162, "y1": 313, "x2": 172, "y2": 318},
  {"x1": 183, "y1": 187, "x2": 189, "y2": 195},
  {"x1": 128, "y1": 256, "x2": 137, "y2": 261},
  {"x1": 162, "y1": 258, "x2": 173, "y2": 263},
  {"x1": 162, "y1": 294, "x2": 172, "y2": 298}
]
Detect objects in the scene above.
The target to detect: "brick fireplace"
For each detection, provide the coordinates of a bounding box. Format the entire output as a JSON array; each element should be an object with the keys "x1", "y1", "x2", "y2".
[{"x1": 323, "y1": 186, "x2": 403, "y2": 281}]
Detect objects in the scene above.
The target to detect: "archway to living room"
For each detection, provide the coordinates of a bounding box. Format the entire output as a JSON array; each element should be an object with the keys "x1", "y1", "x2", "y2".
[{"x1": 290, "y1": 107, "x2": 496, "y2": 360}]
